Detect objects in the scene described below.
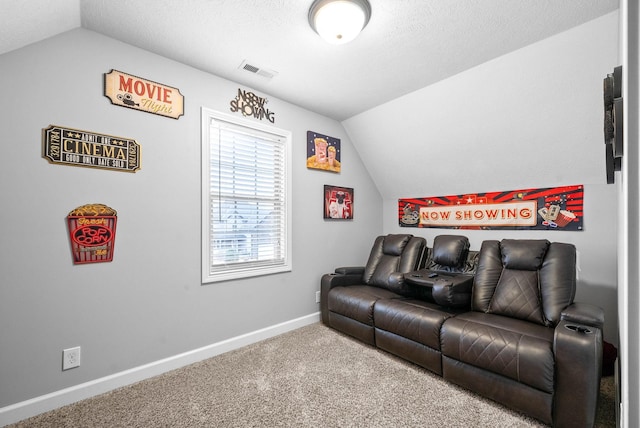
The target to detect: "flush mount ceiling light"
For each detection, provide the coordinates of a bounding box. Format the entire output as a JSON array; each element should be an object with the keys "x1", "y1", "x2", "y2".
[{"x1": 308, "y1": 0, "x2": 372, "y2": 45}]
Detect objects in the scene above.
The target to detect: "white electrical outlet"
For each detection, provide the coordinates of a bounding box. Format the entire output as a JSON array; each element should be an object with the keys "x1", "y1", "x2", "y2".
[
  {"x1": 62, "y1": 346, "x2": 81, "y2": 370},
  {"x1": 315, "y1": 291, "x2": 321, "y2": 303}
]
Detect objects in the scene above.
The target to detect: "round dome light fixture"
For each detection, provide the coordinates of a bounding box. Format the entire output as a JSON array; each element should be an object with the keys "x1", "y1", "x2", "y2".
[{"x1": 308, "y1": 0, "x2": 372, "y2": 45}]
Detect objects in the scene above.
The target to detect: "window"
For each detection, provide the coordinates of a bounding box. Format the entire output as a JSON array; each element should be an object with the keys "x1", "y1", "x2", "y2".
[{"x1": 201, "y1": 108, "x2": 292, "y2": 283}]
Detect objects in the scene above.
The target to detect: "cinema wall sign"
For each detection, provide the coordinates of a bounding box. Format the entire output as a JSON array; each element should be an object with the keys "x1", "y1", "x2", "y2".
[
  {"x1": 104, "y1": 69, "x2": 184, "y2": 119},
  {"x1": 43, "y1": 125, "x2": 141, "y2": 173}
]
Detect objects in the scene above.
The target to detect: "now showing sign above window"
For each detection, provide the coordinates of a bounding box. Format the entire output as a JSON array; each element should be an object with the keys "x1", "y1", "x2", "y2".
[{"x1": 104, "y1": 69, "x2": 184, "y2": 119}]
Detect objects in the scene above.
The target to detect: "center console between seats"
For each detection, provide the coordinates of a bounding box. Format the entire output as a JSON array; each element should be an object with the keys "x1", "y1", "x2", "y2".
[
  {"x1": 372, "y1": 235, "x2": 475, "y2": 375},
  {"x1": 405, "y1": 271, "x2": 474, "y2": 308}
]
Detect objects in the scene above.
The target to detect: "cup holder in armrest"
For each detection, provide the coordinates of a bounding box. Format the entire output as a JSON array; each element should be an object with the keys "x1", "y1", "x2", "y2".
[{"x1": 564, "y1": 324, "x2": 593, "y2": 334}]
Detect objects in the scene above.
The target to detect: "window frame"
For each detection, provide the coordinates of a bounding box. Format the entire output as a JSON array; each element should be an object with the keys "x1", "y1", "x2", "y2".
[{"x1": 201, "y1": 107, "x2": 292, "y2": 283}]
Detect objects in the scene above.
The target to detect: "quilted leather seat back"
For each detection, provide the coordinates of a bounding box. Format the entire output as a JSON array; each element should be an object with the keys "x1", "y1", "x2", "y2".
[
  {"x1": 472, "y1": 239, "x2": 576, "y2": 327},
  {"x1": 363, "y1": 234, "x2": 425, "y2": 288}
]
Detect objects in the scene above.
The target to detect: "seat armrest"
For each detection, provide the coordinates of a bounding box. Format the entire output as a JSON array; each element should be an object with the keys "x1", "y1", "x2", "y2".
[
  {"x1": 553, "y1": 317, "x2": 603, "y2": 427},
  {"x1": 386, "y1": 272, "x2": 414, "y2": 296},
  {"x1": 320, "y1": 271, "x2": 364, "y2": 324},
  {"x1": 560, "y1": 302, "x2": 605, "y2": 330},
  {"x1": 406, "y1": 271, "x2": 473, "y2": 307},
  {"x1": 335, "y1": 266, "x2": 365, "y2": 275},
  {"x1": 555, "y1": 298, "x2": 605, "y2": 426},
  {"x1": 432, "y1": 275, "x2": 473, "y2": 308}
]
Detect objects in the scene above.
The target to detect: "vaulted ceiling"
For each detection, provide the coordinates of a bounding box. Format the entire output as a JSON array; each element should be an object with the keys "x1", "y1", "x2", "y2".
[{"x1": 0, "y1": 0, "x2": 619, "y2": 121}]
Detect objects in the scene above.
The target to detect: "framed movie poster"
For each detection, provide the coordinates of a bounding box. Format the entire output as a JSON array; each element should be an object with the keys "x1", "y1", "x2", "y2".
[
  {"x1": 307, "y1": 131, "x2": 341, "y2": 173},
  {"x1": 324, "y1": 185, "x2": 353, "y2": 220}
]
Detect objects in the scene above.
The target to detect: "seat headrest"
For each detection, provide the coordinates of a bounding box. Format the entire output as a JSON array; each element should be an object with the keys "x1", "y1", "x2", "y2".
[
  {"x1": 500, "y1": 239, "x2": 550, "y2": 270},
  {"x1": 432, "y1": 235, "x2": 469, "y2": 267},
  {"x1": 382, "y1": 234, "x2": 412, "y2": 256}
]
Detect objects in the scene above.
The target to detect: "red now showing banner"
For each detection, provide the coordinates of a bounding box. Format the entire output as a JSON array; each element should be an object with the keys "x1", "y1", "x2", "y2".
[{"x1": 399, "y1": 185, "x2": 583, "y2": 231}]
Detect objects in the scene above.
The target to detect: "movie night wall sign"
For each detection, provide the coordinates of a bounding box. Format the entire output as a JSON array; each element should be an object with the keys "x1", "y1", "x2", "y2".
[{"x1": 104, "y1": 69, "x2": 184, "y2": 119}]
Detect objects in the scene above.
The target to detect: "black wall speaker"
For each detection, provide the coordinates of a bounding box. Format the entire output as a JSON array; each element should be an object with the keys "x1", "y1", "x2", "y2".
[{"x1": 603, "y1": 65, "x2": 623, "y2": 184}]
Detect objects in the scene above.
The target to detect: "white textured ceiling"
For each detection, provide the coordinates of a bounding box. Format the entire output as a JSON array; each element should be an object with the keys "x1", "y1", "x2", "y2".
[{"x1": 0, "y1": 0, "x2": 619, "y2": 120}]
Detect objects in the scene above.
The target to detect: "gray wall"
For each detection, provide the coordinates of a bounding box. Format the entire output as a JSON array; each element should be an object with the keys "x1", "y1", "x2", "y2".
[
  {"x1": 344, "y1": 13, "x2": 620, "y2": 345},
  {"x1": 344, "y1": 12, "x2": 620, "y2": 199},
  {"x1": 0, "y1": 28, "x2": 383, "y2": 407}
]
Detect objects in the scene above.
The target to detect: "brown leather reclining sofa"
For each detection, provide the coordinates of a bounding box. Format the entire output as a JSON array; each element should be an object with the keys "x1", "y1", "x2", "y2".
[{"x1": 320, "y1": 234, "x2": 604, "y2": 427}]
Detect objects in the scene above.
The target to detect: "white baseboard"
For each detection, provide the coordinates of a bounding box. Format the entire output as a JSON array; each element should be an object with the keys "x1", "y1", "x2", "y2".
[{"x1": 0, "y1": 312, "x2": 320, "y2": 427}]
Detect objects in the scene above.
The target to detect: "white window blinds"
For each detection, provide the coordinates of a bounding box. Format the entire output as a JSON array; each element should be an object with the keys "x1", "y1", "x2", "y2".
[{"x1": 201, "y1": 108, "x2": 291, "y2": 283}]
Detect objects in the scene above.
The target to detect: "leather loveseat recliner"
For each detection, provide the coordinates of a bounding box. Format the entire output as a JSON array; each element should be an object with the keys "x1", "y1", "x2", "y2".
[
  {"x1": 321, "y1": 235, "x2": 604, "y2": 428},
  {"x1": 320, "y1": 234, "x2": 426, "y2": 346}
]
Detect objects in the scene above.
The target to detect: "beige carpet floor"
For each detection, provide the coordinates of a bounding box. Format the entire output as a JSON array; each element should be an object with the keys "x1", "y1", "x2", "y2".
[{"x1": 9, "y1": 323, "x2": 616, "y2": 427}]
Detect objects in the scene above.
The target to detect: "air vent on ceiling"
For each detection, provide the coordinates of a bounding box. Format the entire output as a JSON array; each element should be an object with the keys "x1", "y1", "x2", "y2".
[{"x1": 238, "y1": 60, "x2": 278, "y2": 80}]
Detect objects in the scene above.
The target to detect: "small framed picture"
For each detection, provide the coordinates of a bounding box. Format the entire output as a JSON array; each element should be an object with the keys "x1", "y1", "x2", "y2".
[
  {"x1": 307, "y1": 131, "x2": 341, "y2": 173},
  {"x1": 324, "y1": 185, "x2": 353, "y2": 220}
]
